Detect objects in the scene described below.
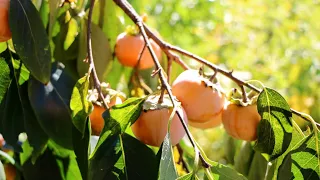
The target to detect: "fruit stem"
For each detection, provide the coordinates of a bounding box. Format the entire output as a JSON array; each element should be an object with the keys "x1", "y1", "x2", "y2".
[
  {"x1": 87, "y1": 0, "x2": 109, "y2": 109},
  {"x1": 113, "y1": 0, "x2": 212, "y2": 168},
  {"x1": 240, "y1": 85, "x2": 248, "y2": 103}
]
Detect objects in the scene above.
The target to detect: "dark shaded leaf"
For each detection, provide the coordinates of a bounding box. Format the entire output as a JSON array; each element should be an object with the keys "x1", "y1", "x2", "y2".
[
  {"x1": 254, "y1": 87, "x2": 293, "y2": 161},
  {"x1": 22, "y1": 148, "x2": 63, "y2": 180},
  {"x1": 0, "y1": 78, "x2": 25, "y2": 152},
  {"x1": 121, "y1": 133, "x2": 158, "y2": 179},
  {"x1": 72, "y1": 118, "x2": 90, "y2": 180},
  {"x1": 9, "y1": 0, "x2": 51, "y2": 84},
  {"x1": 28, "y1": 62, "x2": 76, "y2": 149}
]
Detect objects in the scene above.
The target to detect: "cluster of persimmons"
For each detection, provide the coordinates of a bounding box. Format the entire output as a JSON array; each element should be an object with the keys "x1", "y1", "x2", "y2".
[{"x1": 90, "y1": 28, "x2": 262, "y2": 147}]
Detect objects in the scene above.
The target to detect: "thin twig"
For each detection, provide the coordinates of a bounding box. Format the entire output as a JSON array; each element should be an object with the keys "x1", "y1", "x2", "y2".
[
  {"x1": 87, "y1": 0, "x2": 109, "y2": 109},
  {"x1": 113, "y1": 0, "x2": 211, "y2": 167}
]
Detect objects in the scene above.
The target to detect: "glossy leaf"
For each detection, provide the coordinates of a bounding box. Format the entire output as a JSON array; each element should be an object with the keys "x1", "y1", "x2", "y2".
[
  {"x1": 254, "y1": 87, "x2": 293, "y2": 161},
  {"x1": 159, "y1": 134, "x2": 178, "y2": 180},
  {"x1": 9, "y1": 0, "x2": 51, "y2": 84},
  {"x1": 70, "y1": 75, "x2": 92, "y2": 134},
  {"x1": 28, "y1": 62, "x2": 76, "y2": 149},
  {"x1": 176, "y1": 172, "x2": 197, "y2": 180},
  {"x1": 77, "y1": 20, "x2": 112, "y2": 81}
]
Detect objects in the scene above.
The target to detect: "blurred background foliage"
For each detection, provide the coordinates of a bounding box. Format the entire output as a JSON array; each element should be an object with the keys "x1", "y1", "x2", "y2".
[{"x1": 118, "y1": 0, "x2": 320, "y2": 163}]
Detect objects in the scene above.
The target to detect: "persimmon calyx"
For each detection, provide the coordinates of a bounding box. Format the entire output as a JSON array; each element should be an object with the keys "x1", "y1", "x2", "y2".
[
  {"x1": 143, "y1": 94, "x2": 181, "y2": 111},
  {"x1": 226, "y1": 88, "x2": 259, "y2": 106}
]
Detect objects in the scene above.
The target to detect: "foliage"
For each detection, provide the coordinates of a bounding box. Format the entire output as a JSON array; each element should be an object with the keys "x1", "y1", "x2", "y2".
[{"x1": 0, "y1": 0, "x2": 319, "y2": 180}]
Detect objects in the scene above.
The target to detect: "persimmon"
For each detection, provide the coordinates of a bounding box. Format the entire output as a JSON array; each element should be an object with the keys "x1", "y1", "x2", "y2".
[
  {"x1": 4, "y1": 164, "x2": 16, "y2": 180},
  {"x1": 0, "y1": 0, "x2": 11, "y2": 42},
  {"x1": 114, "y1": 32, "x2": 162, "y2": 69},
  {"x1": 222, "y1": 103, "x2": 261, "y2": 141},
  {"x1": 90, "y1": 96, "x2": 123, "y2": 136},
  {"x1": 172, "y1": 69, "x2": 225, "y2": 129},
  {"x1": 131, "y1": 95, "x2": 188, "y2": 147}
]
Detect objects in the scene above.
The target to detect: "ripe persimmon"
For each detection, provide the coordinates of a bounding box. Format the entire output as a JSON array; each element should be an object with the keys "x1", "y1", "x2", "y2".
[
  {"x1": 172, "y1": 69, "x2": 225, "y2": 129},
  {"x1": 131, "y1": 95, "x2": 188, "y2": 147},
  {"x1": 114, "y1": 32, "x2": 162, "y2": 69},
  {"x1": 222, "y1": 103, "x2": 261, "y2": 141},
  {"x1": 90, "y1": 96, "x2": 123, "y2": 136},
  {"x1": 4, "y1": 164, "x2": 16, "y2": 180},
  {"x1": 0, "y1": 0, "x2": 11, "y2": 42}
]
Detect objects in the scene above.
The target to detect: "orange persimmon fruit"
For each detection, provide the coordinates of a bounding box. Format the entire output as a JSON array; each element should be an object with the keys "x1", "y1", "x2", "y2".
[
  {"x1": 90, "y1": 96, "x2": 123, "y2": 136},
  {"x1": 4, "y1": 164, "x2": 16, "y2": 180},
  {"x1": 114, "y1": 32, "x2": 162, "y2": 69},
  {"x1": 131, "y1": 95, "x2": 188, "y2": 147},
  {"x1": 172, "y1": 69, "x2": 226, "y2": 129},
  {"x1": 222, "y1": 103, "x2": 261, "y2": 141},
  {"x1": 0, "y1": 0, "x2": 11, "y2": 42}
]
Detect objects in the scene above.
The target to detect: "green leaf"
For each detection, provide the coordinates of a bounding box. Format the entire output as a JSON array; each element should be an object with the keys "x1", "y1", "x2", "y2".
[
  {"x1": 159, "y1": 134, "x2": 178, "y2": 180},
  {"x1": 72, "y1": 118, "x2": 90, "y2": 180},
  {"x1": 0, "y1": 78, "x2": 25, "y2": 152},
  {"x1": 206, "y1": 162, "x2": 247, "y2": 180},
  {"x1": 22, "y1": 148, "x2": 63, "y2": 180},
  {"x1": 49, "y1": 0, "x2": 60, "y2": 38},
  {"x1": 89, "y1": 133, "x2": 158, "y2": 180},
  {"x1": 28, "y1": 62, "x2": 76, "y2": 149},
  {"x1": 234, "y1": 141, "x2": 255, "y2": 176},
  {"x1": 0, "y1": 56, "x2": 11, "y2": 103},
  {"x1": 70, "y1": 75, "x2": 92, "y2": 134},
  {"x1": 176, "y1": 172, "x2": 197, "y2": 180},
  {"x1": 276, "y1": 132, "x2": 320, "y2": 179},
  {"x1": 12, "y1": 59, "x2": 30, "y2": 85},
  {"x1": 20, "y1": 82, "x2": 48, "y2": 160},
  {"x1": 77, "y1": 20, "x2": 112, "y2": 81},
  {"x1": 254, "y1": 87, "x2": 293, "y2": 161},
  {"x1": 9, "y1": 0, "x2": 51, "y2": 84}
]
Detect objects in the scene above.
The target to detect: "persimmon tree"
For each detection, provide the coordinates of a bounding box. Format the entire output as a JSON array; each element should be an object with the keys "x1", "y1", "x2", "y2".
[{"x1": 0, "y1": 0, "x2": 319, "y2": 180}]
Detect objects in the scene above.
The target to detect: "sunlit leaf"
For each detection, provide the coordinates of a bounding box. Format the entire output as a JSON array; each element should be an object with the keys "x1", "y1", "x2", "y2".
[
  {"x1": 276, "y1": 132, "x2": 320, "y2": 179},
  {"x1": 70, "y1": 75, "x2": 92, "y2": 134},
  {"x1": 159, "y1": 133, "x2": 178, "y2": 180},
  {"x1": 9, "y1": 0, "x2": 51, "y2": 84},
  {"x1": 254, "y1": 87, "x2": 293, "y2": 160},
  {"x1": 0, "y1": 54, "x2": 11, "y2": 103}
]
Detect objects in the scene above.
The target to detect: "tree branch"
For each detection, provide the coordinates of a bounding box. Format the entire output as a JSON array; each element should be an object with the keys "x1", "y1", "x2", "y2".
[{"x1": 87, "y1": 0, "x2": 109, "y2": 109}]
